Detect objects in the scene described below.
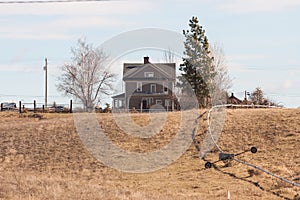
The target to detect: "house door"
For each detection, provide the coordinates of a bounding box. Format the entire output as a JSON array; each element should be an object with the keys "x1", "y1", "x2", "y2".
[
  {"x1": 150, "y1": 84, "x2": 156, "y2": 93},
  {"x1": 142, "y1": 100, "x2": 147, "y2": 109}
]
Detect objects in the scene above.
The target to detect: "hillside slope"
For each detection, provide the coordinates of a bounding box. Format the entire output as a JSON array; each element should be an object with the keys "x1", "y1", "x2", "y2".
[{"x1": 0, "y1": 109, "x2": 299, "y2": 199}]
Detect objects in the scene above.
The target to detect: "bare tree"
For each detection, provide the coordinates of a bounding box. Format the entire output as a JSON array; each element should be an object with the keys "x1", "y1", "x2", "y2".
[
  {"x1": 248, "y1": 87, "x2": 282, "y2": 106},
  {"x1": 163, "y1": 48, "x2": 176, "y2": 63},
  {"x1": 57, "y1": 38, "x2": 115, "y2": 111},
  {"x1": 210, "y1": 43, "x2": 232, "y2": 105},
  {"x1": 211, "y1": 43, "x2": 231, "y2": 90},
  {"x1": 250, "y1": 87, "x2": 264, "y2": 105}
]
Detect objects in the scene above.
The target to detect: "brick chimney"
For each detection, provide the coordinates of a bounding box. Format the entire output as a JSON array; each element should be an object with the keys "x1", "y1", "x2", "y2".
[{"x1": 144, "y1": 56, "x2": 149, "y2": 64}]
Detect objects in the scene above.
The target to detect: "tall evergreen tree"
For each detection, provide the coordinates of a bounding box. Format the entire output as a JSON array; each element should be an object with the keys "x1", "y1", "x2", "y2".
[{"x1": 178, "y1": 16, "x2": 216, "y2": 107}]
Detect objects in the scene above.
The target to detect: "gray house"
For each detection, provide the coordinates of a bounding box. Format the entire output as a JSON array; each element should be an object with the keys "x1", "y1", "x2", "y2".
[{"x1": 112, "y1": 57, "x2": 176, "y2": 111}]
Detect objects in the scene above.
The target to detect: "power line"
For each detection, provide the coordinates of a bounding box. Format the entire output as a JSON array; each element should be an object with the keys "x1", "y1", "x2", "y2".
[{"x1": 0, "y1": 0, "x2": 109, "y2": 4}]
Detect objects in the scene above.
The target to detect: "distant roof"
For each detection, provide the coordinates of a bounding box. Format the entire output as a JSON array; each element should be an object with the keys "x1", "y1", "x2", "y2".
[{"x1": 227, "y1": 93, "x2": 243, "y2": 104}]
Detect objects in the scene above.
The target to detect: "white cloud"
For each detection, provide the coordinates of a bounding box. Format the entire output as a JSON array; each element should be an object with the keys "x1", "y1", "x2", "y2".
[
  {"x1": 0, "y1": 32, "x2": 72, "y2": 40},
  {"x1": 50, "y1": 16, "x2": 132, "y2": 30},
  {"x1": 0, "y1": 0, "x2": 153, "y2": 40},
  {"x1": 0, "y1": 16, "x2": 133, "y2": 40},
  {"x1": 217, "y1": 0, "x2": 300, "y2": 14},
  {"x1": 227, "y1": 61, "x2": 245, "y2": 71},
  {"x1": 0, "y1": 16, "x2": 130, "y2": 40},
  {"x1": 283, "y1": 80, "x2": 293, "y2": 89},
  {"x1": 0, "y1": 0, "x2": 156, "y2": 16},
  {"x1": 0, "y1": 63, "x2": 42, "y2": 72},
  {"x1": 227, "y1": 54, "x2": 268, "y2": 61},
  {"x1": 226, "y1": 54, "x2": 268, "y2": 71}
]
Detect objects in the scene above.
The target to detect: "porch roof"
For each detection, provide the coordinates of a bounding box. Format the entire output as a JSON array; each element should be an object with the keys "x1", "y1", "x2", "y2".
[{"x1": 112, "y1": 93, "x2": 125, "y2": 99}]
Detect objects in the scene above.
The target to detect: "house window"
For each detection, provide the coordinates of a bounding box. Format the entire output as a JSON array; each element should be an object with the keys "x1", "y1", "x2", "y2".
[
  {"x1": 150, "y1": 84, "x2": 156, "y2": 93},
  {"x1": 156, "y1": 99, "x2": 162, "y2": 104},
  {"x1": 144, "y1": 72, "x2": 154, "y2": 77},
  {"x1": 137, "y1": 82, "x2": 142, "y2": 92},
  {"x1": 148, "y1": 98, "x2": 153, "y2": 105},
  {"x1": 118, "y1": 100, "x2": 123, "y2": 108},
  {"x1": 114, "y1": 100, "x2": 118, "y2": 108},
  {"x1": 163, "y1": 82, "x2": 168, "y2": 94},
  {"x1": 165, "y1": 99, "x2": 170, "y2": 107},
  {"x1": 144, "y1": 98, "x2": 153, "y2": 107}
]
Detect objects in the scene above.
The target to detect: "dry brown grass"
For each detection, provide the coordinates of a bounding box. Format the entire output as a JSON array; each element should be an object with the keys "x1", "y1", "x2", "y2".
[{"x1": 0, "y1": 109, "x2": 299, "y2": 199}]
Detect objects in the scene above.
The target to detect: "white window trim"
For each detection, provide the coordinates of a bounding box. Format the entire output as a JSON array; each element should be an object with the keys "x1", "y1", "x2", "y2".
[
  {"x1": 144, "y1": 72, "x2": 154, "y2": 77},
  {"x1": 137, "y1": 82, "x2": 142, "y2": 92}
]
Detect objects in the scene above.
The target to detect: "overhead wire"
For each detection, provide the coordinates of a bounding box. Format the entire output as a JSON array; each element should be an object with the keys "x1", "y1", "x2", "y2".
[{"x1": 0, "y1": 0, "x2": 109, "y2": 3}]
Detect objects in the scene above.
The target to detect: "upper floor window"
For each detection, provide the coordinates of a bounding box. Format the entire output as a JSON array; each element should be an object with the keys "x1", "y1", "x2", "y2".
[
  {"x1": 163, "y1": 82, "x2": 168, "y2": 94},
  {"x1": 144, "y1": 72, "x2": 154, "y2": 78},
  {"x1": 137, "y1": 82, "x2": 142, "y2": 92}
]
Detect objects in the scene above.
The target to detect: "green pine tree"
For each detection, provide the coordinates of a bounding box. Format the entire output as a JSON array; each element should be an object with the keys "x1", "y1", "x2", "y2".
[{"x1": 178, "y1": 16, "x2": 216, "y2": 107}]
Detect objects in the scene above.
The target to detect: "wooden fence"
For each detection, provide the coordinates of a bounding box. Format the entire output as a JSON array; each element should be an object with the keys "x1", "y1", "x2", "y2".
[{"x1": 0, "y1": 100, "x2": 73, "y2": 113}]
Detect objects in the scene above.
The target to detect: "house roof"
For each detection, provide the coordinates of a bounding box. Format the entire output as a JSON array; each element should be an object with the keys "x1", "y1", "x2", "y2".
[
  {"x1": 123, "y1": 63, "x2": 143, "y2": 78},
  {"x1": 227, "y1": 93, "x2": 242, "y2": 104},
  {"x1": 123, "y1": 62, "x2": 176, "y2": 80},
  {"x1": 112, "y1": 93, "x2": 125, "y2": 99}
]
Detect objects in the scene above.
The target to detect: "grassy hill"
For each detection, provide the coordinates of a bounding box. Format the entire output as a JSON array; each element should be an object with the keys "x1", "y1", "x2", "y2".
[{"x1": 0, "y1": 109, "x2": 299, "y2": 199}]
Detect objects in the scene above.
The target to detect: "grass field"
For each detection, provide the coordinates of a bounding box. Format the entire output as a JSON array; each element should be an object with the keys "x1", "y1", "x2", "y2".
[{"x1": 0, "y1": 109, "x2": 299, "y2": 199}]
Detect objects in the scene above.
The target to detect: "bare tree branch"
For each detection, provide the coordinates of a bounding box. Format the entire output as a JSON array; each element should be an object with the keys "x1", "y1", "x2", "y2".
[
  {"x1": 57, "y1": 38, "x2": 116, "y2": 111},
  {"x1": 163, "y1": 48, "x2": 176, "y2": 63}
]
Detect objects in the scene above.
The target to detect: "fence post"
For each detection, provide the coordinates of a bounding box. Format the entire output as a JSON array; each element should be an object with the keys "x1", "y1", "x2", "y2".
[
  {"x1": 34, "y1": 100, "x2": 36, "y2": 113},
  {"x1": 70, "y1": 100, "x2": 73, "y2": 113},
  {"x1": 42, "y1": 105, "x2": 45, "y2": 113},
  {"x1": 0, "y1": 103, "x2": 3, "y2": 112},
  {"x1": 19, "y1": 101, "x2": 22, "y2": 113}
]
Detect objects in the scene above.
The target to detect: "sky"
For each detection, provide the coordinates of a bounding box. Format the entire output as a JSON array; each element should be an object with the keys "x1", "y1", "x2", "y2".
[{"x1": 0, "y1": 0, "x2": 299, "y2": 108}]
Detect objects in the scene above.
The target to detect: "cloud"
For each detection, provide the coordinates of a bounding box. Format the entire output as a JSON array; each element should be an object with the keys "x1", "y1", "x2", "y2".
[
  {"x1": 0, "y1": 0, "x2": 154, "y2": 40},
  {"x1": 227, "y1": 54, "x2": 268, "y2": 61},
  {"x1": 0, "y1": 16, "x2": 132, "y2": 40},
  {"x1": 50, "y1": 16, "x2": 132, "y2": 29},
  {"x1": 0, "y1": 32, "x2": 72, "y2": 40},
  {"x1": 226, "y1": 54, "x2": 269, "y2": 71},
  {"x1": 0, "y1": 0, "x2": 155, "y2": 16},
  {"x1": 217, "y1": 0, "x2": 300, "y2": 14},
  {"x1": 0, "y1": 16, "x2": 130, "y2": 40},
  {"x1": 0, "y1": 59, "x2": 64, "y2": 73},
  {"x1": 0, "y1": 63, "x2": 42, "y2": 72},
  {"x1": 283, "y1": 80, "x2": 293, "y2": 89}
]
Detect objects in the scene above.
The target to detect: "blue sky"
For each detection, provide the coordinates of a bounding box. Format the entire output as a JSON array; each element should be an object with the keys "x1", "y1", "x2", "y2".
[{"x1": 0, "y1": 0, "x2": 299, "y2": 108}]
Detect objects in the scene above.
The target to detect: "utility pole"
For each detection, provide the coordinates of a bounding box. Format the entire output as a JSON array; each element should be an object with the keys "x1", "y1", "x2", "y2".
[
  {"x1": 44, "y1": 58, "x2": 48, "y2": 108},
  {"x1": 244, "y1": 90, "x2": 250, "y2": 101}
]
